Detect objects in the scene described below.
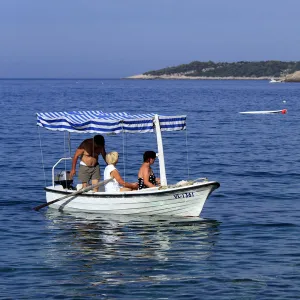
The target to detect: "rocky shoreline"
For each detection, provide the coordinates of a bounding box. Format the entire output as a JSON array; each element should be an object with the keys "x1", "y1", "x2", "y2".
[
  {"x1": 125, "y1": 74, "x2": 276, "y2": 80},
  {"x1": 125, "y1": 71, "x2": 300, "y2": 82}
]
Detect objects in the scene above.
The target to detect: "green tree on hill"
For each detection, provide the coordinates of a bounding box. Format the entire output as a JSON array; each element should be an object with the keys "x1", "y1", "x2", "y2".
[{"x1": 144, "y1": 61, "x2": 300, "y2": 78}]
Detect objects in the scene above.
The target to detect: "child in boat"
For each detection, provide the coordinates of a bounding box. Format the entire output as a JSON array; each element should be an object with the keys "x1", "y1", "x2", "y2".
[
  {"x1": 138, "y1": 151, "x2": 160, "y2": 189},
  {"x1": 104, "y1": 152, "x2": 138, "y2": 192}
]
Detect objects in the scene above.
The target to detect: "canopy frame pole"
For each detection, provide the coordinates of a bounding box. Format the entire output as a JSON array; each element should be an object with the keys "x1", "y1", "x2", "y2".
[
  {"x1": 68, "y1": 132, "x2": 71, "y2": 157},
  {"x1": 154, "y1": 114, "x2": 167, "y2": 186}
]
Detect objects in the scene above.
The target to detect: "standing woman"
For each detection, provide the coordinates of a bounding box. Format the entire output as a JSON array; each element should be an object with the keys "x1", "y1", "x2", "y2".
[
  {"x1": 138, "y1": 151, "x2": 160, "y2": 189},
  {"x1": 104, "y1": 152, "x2": 138, "y2": 192}
]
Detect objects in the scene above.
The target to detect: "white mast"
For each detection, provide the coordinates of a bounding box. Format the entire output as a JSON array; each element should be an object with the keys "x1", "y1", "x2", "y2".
[{"x1": 154, "y1": 114, "x2": 167, "y2": 186}]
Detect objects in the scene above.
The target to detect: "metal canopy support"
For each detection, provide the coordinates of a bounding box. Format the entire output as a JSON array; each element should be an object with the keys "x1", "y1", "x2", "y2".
[{"x1": 68, "y1": 132, "x2": 71, "y2": 157}]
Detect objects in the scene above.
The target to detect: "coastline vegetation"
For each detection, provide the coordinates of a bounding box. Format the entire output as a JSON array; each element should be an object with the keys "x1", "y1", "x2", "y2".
[{"x1": 144, "y1": 60, "x2": 300, "y2": 78}]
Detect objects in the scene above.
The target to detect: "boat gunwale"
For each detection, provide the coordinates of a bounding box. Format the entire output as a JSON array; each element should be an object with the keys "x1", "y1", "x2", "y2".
[{"x1": 45, "y1": 181, "x2": 220, "y2": 198}]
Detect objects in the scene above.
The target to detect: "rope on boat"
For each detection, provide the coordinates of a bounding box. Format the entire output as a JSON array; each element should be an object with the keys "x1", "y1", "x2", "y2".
[
  {"x1": 122, "y1": 125, "x2": 126, "y2": 182},
  {"x1": 158, "y1": 177, "x2": 208, "y2": 190},
  {"x1": 185, "y1": 121, "x2": 190, "y2": 180},
  {"x1": 37, "y1": 126, "x2": 47, "y2": 187},
  {"x1": 63, "y1": 132, "x2": 68, "y2": 176}
]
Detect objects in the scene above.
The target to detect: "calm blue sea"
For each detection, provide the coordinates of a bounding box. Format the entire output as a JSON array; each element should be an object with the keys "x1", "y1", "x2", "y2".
[{"x1": 1, "y1": 79, "x2": 300, "y2": 299}]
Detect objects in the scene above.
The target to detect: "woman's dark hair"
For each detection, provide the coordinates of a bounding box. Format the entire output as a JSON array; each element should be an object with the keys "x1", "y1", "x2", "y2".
[
  {"x1": 143, "y1": 151, "x2": 156, "y2": 162},
  {"x1": 94, "y1": 135, "x2": 105, "y2": 146}
]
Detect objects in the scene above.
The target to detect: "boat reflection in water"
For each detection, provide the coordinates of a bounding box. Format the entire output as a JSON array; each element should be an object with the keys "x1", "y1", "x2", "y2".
[{"x1": 44, "y1": 209, "x2": 220, "y2": 287}]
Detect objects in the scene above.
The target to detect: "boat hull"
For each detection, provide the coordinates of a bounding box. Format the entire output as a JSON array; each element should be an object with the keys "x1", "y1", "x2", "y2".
[
  {"x1": 45, "y1": 181, "x2": 220, "y2": 217},
  {"x1": 239, "y1": 109, "x2": 287, "y2": 114}
]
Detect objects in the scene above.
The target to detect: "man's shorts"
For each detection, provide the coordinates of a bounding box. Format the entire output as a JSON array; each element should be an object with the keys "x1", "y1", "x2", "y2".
[{"x1": 78, "y1": 164, "x2": 100, "y2": 183}]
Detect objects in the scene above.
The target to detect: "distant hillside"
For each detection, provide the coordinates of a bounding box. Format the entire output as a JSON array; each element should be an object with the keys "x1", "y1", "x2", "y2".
[{"x1": 143, "y1": 60, "x2": 300, "y2": 78}]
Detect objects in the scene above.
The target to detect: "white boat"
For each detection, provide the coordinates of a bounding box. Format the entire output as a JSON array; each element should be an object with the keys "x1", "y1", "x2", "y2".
[
  {"x1": 239, "y1": 109, "x2": 287, "y2": 114},
  {"x1": 35, "y1": 111, "x2": 220, "y2": 217},
  {"x1": 269, "y1": 78, "x2": 282, "y2": 83}
]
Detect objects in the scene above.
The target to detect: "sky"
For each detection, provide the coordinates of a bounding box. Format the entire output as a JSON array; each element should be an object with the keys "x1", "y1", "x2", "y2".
[{"x1": 1, "y1": 0, "x2": 300, "y2": 78}]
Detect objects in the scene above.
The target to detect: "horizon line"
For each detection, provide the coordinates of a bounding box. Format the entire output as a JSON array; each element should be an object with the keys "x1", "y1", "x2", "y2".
[{"x1": 0, "y1": 77, "x2": 125, "y2": 80}]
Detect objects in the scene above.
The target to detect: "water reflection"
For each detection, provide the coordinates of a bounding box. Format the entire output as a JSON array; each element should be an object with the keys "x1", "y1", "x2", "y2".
[{"x1": 43, "y1": 209, "x2": 220, "y2": 287}]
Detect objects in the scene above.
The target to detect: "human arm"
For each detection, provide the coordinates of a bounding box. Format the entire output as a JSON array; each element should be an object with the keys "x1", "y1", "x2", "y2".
[
  {"x1": 70, "y1": 148, "x2": 84, "y2": 179},
  {"x1": 111, "y1": 169, "x2": 138, "y2": 190}
]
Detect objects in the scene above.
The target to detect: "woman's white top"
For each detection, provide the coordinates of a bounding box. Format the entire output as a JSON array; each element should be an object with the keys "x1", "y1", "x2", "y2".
[{"x1": 104, "y1": 164, "x2": 122, "y2": 192}]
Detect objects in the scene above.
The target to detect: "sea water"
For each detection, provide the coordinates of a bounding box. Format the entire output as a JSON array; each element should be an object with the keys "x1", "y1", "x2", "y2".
[{"x1": 0, "y1": 79, "x2": 300, "y2": 299}]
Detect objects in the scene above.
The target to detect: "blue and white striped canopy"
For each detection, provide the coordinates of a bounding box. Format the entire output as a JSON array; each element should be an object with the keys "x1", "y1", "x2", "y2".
[{"x1": 36, "y1": 111, "x2": 186, "y2": 134}]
